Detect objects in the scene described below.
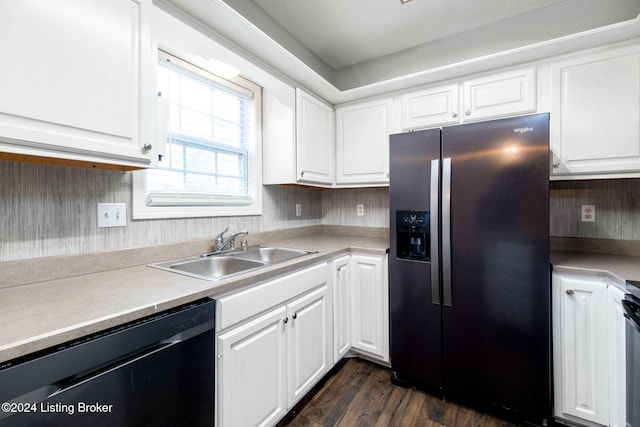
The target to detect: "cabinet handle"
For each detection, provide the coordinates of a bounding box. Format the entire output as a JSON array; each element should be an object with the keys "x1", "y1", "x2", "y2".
[
  {"x1": 566, "y1": 289, "x2": 574, "y2": 296},
  {"x1": 292, "y1": 313, "x2": 298, "y2": 320},
  {"x1": 452, "y1": 112, "x2": 458, "y2": 118},
  {"x1": 283, "y1": 317, "x2": 289, "y2": 324},
  {"x1": 465, "y1": 110, "x2": 471, "y2": 116},
  {"x1": 143, "y1": 143, "x2": 153, "y2": 151}
]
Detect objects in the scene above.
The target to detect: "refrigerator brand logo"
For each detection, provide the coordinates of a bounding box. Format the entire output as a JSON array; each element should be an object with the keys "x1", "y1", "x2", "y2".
[{"x1": 513, "y1": 126, "x2": 534, "y2": 134}]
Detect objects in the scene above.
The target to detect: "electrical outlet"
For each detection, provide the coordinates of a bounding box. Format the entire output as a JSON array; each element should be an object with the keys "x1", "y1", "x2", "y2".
[
  {"x1": 97, "y1": 203, "x2": 127, "y2": 228},
  {"x1": 295, "y1": 203, "x2": 302, "y2": 217},
  {"x1": 581, "y1": 205, "x2": 595, "y2": 222},
  {"x1": 357, "y1": 204, "x2": 364, "y2": 216}
]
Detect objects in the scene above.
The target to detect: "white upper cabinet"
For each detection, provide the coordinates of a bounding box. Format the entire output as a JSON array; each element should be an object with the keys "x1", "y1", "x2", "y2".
[
  {"x1": 462, "y1": 67, "x2": 536, "y2": 122},
  {"x1": 336, "y1": 98, "x2": 393, "y2": 186},
  {"x1": 400, "y1": 84, "x2": 460, "y2": 130},
  {"x1": 263, "y1": 87, "x2": 334, "y2": 186},
  {"x1": 549, "y1": 44, "x2": 640, "y2": 178},
  {"x1": 400, "y1": 67, "x2": 536, "y2": 130},
  {"x1": 0, "y1": 0, "x2": 161, "y2": 170},
  {"x1": 296, "y1": 88, "x2": 334, "y2": 185}
]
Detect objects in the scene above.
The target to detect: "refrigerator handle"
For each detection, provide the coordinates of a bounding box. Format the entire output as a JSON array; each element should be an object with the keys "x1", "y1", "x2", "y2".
[
  {"x1": 430, "y1": 159, "x2": 440, "y2": 305},
  {"x1": 442, "y1": 157, "x2": 452, "y2": 307}
]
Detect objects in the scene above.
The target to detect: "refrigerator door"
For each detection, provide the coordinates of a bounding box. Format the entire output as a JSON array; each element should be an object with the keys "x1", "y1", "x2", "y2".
[
  {"x1": 441, "y1": 114, "x2": 551, "y2": 421},
  {"x1": 389, "y1": 128, "x2": 443, "y2": 388}
]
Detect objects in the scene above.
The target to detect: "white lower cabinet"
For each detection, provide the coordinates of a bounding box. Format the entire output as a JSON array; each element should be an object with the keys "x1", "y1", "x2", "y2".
[
  {"x1": 332, "y1": 255, "x2": 351, "y2": 363},
  {"x1": 607, "y1": 285, "x2": 626, "y2": 427},
  {"x1": 216, "y1": 263, "x2": 331, "y2": 427},
  {"x1": 552, "y1": 272, "x2": 626, "y2": 427},
  {"x1": 218, "y1": 307, "x2": 288, "y2": 427},
  {"x1": 215, "y1": 253, "x2": 390, "y2": 426},
  {"x1": 350, "y1": 254, "x2": 390, "y2": 363},
  {"x1": 287, "y1": 286, "x2": 332, "y2": 405}
]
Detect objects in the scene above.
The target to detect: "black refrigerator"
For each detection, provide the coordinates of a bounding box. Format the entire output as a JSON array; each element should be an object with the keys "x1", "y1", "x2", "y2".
[{"x1": 389, "y1": 113, "x2": 551, "y2": 425}]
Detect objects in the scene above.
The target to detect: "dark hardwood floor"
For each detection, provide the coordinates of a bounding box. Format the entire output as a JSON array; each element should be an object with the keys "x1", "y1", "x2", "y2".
[{"x1": 278, "y1": 358, "x2": 524, "y2": 427}]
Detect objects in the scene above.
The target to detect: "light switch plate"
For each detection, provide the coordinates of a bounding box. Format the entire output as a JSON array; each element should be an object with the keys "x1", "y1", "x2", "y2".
[
  {"x1": 97, "y1": 203, "x2": 127, "y2": 228},
  {"x1": 357, "y1": 204, "x2": 364, "y2": 216}
]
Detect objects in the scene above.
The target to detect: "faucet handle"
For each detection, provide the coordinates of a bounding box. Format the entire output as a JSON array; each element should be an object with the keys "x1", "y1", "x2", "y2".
[{"x1": 215, "y1": 226, "x2": 230, "y2": 248}]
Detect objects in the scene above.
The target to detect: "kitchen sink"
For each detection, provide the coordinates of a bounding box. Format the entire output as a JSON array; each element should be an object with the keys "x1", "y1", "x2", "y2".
[
  {"x1": 232, "y1": 247, "x2": 312, "y2": 263},
  {"x1": 151, "y1": 256, "x2": 266, "y2": 281},
  {"x1": 149, "y1": 246, "x2": 316, "y2": 281}
]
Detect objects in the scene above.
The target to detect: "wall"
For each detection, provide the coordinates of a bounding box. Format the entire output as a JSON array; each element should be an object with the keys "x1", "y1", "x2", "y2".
[
  {"x1": 549, "y1": 179, "x2": 640, "y2": 240},
  {"x1": 0, "y1": 161, "x2": 322, "y2": 262},
  {"x1": 4, "y1": 159, "x2": 640, "y2": 262}
]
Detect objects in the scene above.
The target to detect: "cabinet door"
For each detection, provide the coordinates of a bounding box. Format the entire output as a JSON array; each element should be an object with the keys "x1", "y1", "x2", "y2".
[
  {"x1": 554, "y1": 273, "x2": 609, "y2": 425},
  {"x1": 462, "y1": 67, "x2": 536, "y2": 122},
  {"x1": 400, "y1": 84, "x2": 460, "y2": 130},
  {"x1": 332, "y1": 256, "x2": 351, "y2": 363},
  {"x1": 263, "y1": 87, "x2": 296, "y2": 185},
  {"x1": 336, "y1": 98, "x2": 393, "y2": 185},
  {"x1": 296, "y1": 88, "x2": 334, "y2": 185},
  {"x1": 287, "y1": 285, "x2": 331, "y2": 406},
  {"x1": 550, "y1": 45, "x2": 640, "y2": 177},
  {"x1": 0, "y1": 0, "x2": 158, "y2": 169},
  {"x1": 608, "y1": 285, "x2": 627, "y2": 427},
  {"x1": 350, "y1": 254, "x2": 389, "y2": 362},
  {"x1": 218, "y1": 307, "x2": 287, "y2": 427}
]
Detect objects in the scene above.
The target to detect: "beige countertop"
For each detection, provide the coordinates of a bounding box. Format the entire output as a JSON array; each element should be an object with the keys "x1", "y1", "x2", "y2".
[
  {"x1": 551, "y1": 250, "x2": 640, "y2": 286},
  {"x1": 0, "y1": 233, "x2": 389, "y2": 365}
]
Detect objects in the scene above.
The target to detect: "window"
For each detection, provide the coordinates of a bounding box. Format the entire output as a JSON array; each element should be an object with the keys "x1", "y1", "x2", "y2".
[{"x1": 133, "y1": 51, "x2": 262, "y2": 219}]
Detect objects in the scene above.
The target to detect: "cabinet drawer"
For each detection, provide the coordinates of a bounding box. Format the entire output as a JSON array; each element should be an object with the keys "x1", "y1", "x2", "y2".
[{"x1": 216, "y1": 263, "x2": 329, "y2": 331}]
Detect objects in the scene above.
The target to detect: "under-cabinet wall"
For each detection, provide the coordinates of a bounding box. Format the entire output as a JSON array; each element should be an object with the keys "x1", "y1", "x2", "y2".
[
  {"x1": 550, "y1": 179, "x2": 640, "y2": 240},
  {"x1": 0, "y1": 162, "x2": 388, "y2": 262},
  {"x1": 0, "y1": 161, "x2": 322, "y2": 261}
]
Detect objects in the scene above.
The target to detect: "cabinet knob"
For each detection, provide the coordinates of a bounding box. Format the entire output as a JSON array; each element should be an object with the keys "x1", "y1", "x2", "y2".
[
  {"x1": 552, "y1": 163, "x2": 560, "y2": 169},
  {"x1": 143, "y1": 143, "x2": 153, "y2": 151},
  {"x1": 283, "y1": 317, "x2": 289, "y2": 324},
  {"x1": 566, "y1": 289, "x2": 574, "y2": 296},
  {"x1": 292, "y1": 313, "x2": 298, "y2": 320},
  {"x1": 465, "y1": 110, "x2": 471, "y2": 116},
  {"x1": 300, "y1": 171, "x2": 305, "y2": 177},
  {"x1": 452, "y1": 112, "x2": 458, "y2": 118}
]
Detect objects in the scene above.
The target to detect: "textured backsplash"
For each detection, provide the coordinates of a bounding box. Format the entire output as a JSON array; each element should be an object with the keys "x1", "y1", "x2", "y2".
[
  {"x1": 0, "y1": 161, "x2": 322, "y2": 261},
  {"x1": 549, "y1": 179, "x2": 640, "y2": 240},
  {"x1": 2, "y1": 160, "x2": 640, "y2": 261}
]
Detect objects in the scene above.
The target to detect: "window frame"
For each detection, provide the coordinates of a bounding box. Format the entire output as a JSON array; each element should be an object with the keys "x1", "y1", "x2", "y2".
[{"x1": 132, "y1": 51, "x2": 262, "y2": 220}]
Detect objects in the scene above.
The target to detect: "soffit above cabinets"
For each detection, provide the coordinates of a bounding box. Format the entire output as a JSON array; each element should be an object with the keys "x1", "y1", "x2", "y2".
[{"x1": 156, "y1": 0, "x2": 640, "y2": 104}]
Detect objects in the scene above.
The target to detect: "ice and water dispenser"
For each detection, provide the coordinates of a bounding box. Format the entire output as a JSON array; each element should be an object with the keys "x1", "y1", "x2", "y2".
[{"x1": 395, "y1": 210, "x2": 430, "y2": 261}]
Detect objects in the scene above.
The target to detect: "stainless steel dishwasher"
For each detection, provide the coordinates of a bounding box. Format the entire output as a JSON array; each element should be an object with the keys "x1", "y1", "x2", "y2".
[
  {"x1": 624, "y1": 280, "x2": 640, "y2": 427},
  {"x1": 0, "y1": 298, "x2": 215, "y2": 426}
]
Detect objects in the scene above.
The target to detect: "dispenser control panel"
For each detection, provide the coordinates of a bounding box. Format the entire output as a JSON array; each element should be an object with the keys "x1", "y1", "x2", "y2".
[
  {"x1": 397, "y1": 211, "x2": 428, "y2": 227},
  {"x1": 396, "y1": 210, "x2": 430, "y2": 261}
]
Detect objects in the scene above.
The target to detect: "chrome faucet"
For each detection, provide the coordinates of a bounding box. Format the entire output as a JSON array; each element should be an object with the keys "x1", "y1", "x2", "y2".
[
  {"x1": 203, "y1": 228, "x2": 249, "y2": 257},
  {"x1": 219, "y1": 230, "x2": 249, "y2": 251}
]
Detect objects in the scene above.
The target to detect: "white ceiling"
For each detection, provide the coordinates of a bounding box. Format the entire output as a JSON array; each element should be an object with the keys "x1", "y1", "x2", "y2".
[
  {"x1": 250, "y1": 0, "x2": 565, "y2": 69},
  {"x1": 158, "y1": 0, "x2": 640, "y2": 103}
]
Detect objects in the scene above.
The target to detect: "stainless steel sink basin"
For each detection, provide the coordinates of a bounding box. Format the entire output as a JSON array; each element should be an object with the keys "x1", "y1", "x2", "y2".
[
  {"x1": 151, "y1": 256, "x2": 266, "y2": 280},
  {"x1": 232, "y1": 247, "x2": 312, "y2": 263},
  {"x1": 149, "y1": 246, "x2": 315, "y2": 281}
]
